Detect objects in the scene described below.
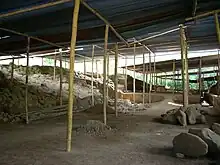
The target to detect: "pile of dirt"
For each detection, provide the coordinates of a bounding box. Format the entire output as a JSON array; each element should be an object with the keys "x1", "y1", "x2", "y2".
[
  {"x1": 173, "y1": 123, "x2": 220, "y2": 159},
  {"x1": 75, "y1": 120, "x2": 113, "y2": 136},
  {"x1": 108, "y1": 99, "x2": 149, "y2": 113},
  {"x1": 85, "y1": 104, "x2": 115, "y2": 114},
  {"x1": 0, "y1": 65, "x2": 103, "y2": 123},
  {"x1": 161, "y1": 104, "x2": 206, "y2": 126}
]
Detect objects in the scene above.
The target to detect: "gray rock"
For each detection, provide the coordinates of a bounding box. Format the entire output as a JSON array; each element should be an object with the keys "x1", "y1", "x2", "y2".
[
  {"x1": 173, "y1": 132, "x2": 208, "y2": 157},
  {"x1": 175, "y1": 109, "x2": 187, "y2": 126},
  {"x1": 189, "y1": 128, "x2": 220, "y2": 155},
  {"x1": 185, "y1": 106, "x2": 201, "y2": 125},
  {"x1": 211, "y1": 123, "x2": 220, "y2": 135},
  {"x1": 175, "y1": 153, "x2": 185, "y2": 158},
  {"x1": 196, "y1": 115, "x2": 206, "y2": 124}
]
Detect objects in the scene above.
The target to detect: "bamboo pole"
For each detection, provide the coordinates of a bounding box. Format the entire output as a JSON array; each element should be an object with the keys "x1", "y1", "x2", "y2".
[
  {"x1": 133, "y1": 44, "x2": 136, "y2": 104},
  {"x1": 148, "y1": 52, "x2": 152, "y2": 104},
  {"x1": 114, "y1": 44, "x2": 119, "y2": 117},
  {"x1": 42, "y1": 57, "x2": 44, "y2": 66},
  {"x1": 53, "y1": 51, "x2": 57, "y2": 80},
  {"x1": 172, "y1": 59, "x2": 176, "y2": 95},
  {"x1": 103, "y1": 25, "x2": 109, "y2": 125},
  {"x1": 199, "y1": 57, "x2": 202, "y2": 97},
  {"x1": 215, "y1": 12, "x2": 220, "y2": 45},
  {"x1": 106, "y1": 52, "x2": 109, "y2": 98},
  {"x1": 186, "y1": 9, "x2": 220, "y2": 22},
  {"x1": 25, "y1": 37, "x2": 30, "y2": 124},
  {"x1": 11, "y1": 57, "x2": 14, "y2": 83},
  {"x1": 67, "y1": 0, "x2": 80, "y2": 152},
  {"x1": 218, "y1": 51, "x2": 220, "y2": 95},
  {"x1": 91, "y1": 45, "x2": 95, "y2": 106},
  {"x1": 142, "y1": 47, "x2": 146, "y2": 104},
  {"x1": 180, "y1": 24, "x2": 189, "y2": 107},
  {"x1": 153, "y1": 53, "x2": 156, "y2": 92},
  {"x1": 59, "y1": 49, "x2": 63, "y2": 106},
  {"x1": 84, "y1": 57, "x2": 86, "y2": 79},
  {"x1": 125, "y1": 56, "x2": 128, "y2": 92}
]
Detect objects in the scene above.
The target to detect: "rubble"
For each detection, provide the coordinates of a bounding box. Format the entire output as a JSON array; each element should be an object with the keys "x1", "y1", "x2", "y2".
[
  {"x1": 161, "y1": 105, "x2": 206, "y2": 126},
  {"x1": 75, "y1": 120, "x2": 113, "y2": 136},
  {"x1": 108, "y1": 99, "x2": 150, "y2": 113}
]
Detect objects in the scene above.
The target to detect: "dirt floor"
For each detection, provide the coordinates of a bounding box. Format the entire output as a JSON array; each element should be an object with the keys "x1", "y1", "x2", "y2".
[{"x1": 0, "y1": 94, "x2": 216, "y2": 165}]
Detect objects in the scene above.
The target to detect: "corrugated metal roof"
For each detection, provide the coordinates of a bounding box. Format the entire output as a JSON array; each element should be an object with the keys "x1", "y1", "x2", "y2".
[{"x1": 0, "y1": 0, "x2": 219, "y2": 55}]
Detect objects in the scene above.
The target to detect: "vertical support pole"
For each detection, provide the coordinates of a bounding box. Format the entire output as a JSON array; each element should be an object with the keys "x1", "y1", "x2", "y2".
[
  {"x1": 215, "y1": 12, "x2": 220, "y2": 45},
  {"x1": 84, "y1": 57, "x2": 86, "y2": 78},
  {"x1": 91, "y1": 45, "x2": 95, "y2": 106},
  {"x1": 11, "y1": 57, "x2": 14, "y2": 83},
  {"x1": 153, "y1": 53, "x2": 156, "y2": 92},
  {"x1": 103, "y1": 25, "x2": 109, "y2": 125},
  {"x1": 64, "y1": 56, "x2": 67, "y2": 69},
  {"x1": 18, "y1": 58, "x2": 20, "y2": 65},
  {"x1": 199, "y1": 57, "x2": 202, "y2": 97},
  {"x1": 180, "y1": 24, "x2": 189, "y2": 107},
  {"x1": 148, "y1": 52, "x2": 152, "y2": 104},
  {"x1": 217, "y1": 50, "x2": 220, "y2": 95},
  {"x1": 114, "y1": 44, "x2": 119, "y2": 117},
  {"x1": 133, "y1": 44, "x2": 136, "y2": 103},
  {"x1": 125, "y1": 56, "x2": 128, "y2": 92},
  {"x1": 96, "y1": 60, "x2": 98, "y2": 79},
  {"x1": 25, "y1": 37, "x2": 30, "y2": 124},
  {"x1": 42, "y1": 57, "x2": 44, "y2": 66},
  {"x1": 59, "y1": 49, "x2": 63, "y2": 106},
  {"x1": 172, "y1": 59, "x2": 176, "y2": 95},
  {"x1": 215, "y1": 13, "x2": 220, "y2": 95},
  {"x1": 53, "y1": 51, "x2": 57, "y2": 80},
  {"x1": 67, "y1": 0, "x2": 80, "y2": 152},
  {"x1": 142, "y1": 47, "x2": 146, "y2": 104},
  {"x1": 106, "y1": 52, "x2": 109, "y2": 98}
]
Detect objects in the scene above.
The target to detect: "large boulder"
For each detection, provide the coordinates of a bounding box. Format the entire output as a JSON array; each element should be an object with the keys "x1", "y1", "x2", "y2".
[
  {"x1": 211, "y1": 123, "x2": 220, "y2": 136},
  {"x1": 189, "y1": 128, "x2": 220, "y2": 155},
  {"x1": 185, "y1": 106, "x2": 206, "y2": 125},
  {"x1": 175, "y1": 109, "x2": 187, "y2": 126},
  {"x1": 173, "y1": 132, "x2": 208, "y2": 157}
]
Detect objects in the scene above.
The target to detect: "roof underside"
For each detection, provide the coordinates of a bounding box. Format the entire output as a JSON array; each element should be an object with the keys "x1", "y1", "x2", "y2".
[
  {"x1": 123, "y1": 54, "x2": 220, "y2": 73},
  {"x1": 0, "y1": 0, "x2": 220, "y2": 56}
]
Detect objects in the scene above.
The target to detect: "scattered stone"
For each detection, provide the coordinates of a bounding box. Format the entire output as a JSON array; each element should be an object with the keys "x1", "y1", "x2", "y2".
[
  {"x1": 76, "y1": 120, "x2": 113, "y2": 136},
  {"x1": 175, "y1": 153, "x2": 185, "y2": 158},
  {"x1": 175, "y1": 109, "x2": 187, "y2": 126},
  {"x1": 211, "y1": 123, "x2": 220, "y2": 136},
  {"x1": 189, "y1": 128, "x2": 220, "y2": 155},
  {"x1": 161, "y1": 109, "x2": 178, "y2": 125},
  {"x1": 196, "y1": 115, "x2": 206, "y2": 124},
  {"x1": 185, "y1": 106, "x2": 201, "y2": 125},
  {"x1": 173, "y1": 132, "x2": 208, "y2": 157}
]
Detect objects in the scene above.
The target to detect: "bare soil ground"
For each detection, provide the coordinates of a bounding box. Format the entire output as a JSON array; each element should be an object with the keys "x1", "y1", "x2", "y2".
[{"x1": 0, "y1": 94, "x2": 215, "y2": 165}]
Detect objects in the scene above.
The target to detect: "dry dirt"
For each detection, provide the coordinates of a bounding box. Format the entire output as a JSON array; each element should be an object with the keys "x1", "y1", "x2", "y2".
[{"x1": 0, "y1": 94, "x2": 215, "y2": 165}]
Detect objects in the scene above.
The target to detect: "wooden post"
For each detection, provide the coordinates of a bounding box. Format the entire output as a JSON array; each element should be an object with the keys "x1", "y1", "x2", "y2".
[
  {"x1": 142, "y1": 47, "x2": 146, "y2": 104},
  {"x1": 215, "y1": 12, "x2": 220, "y2": 45},
  {"x1": 91, "y1": 45, "x2": 95, "y2": 106},
  {"x1": 25, "y1": 37, "x2": 30, "y2": 124},
  {"x1": 114, "y1": 44, "x2": 119, "y2": 117},
  {"x1": 11, "y1": 57, "x2": 14, "y2": 83},
  {"x1": 103, "y1": 25, "x2": 109, "y2": 125},
  {"x1": 199, "y1": 57, "x2": 202, "y2": 97},
  {"x1": 153, "y1": 53, "x2": 156, "y2": 92},
  {"x1": 53, "y1": 51, "x2": 57, "y2": 80},
  {"x1": 125, "y1": 56, "x2": 128, "y2": 92},
  {"x1": 42, "y1": 57, "x2": 44, "y2": 66},
  {"x1": 67, "y1": 0, "x2": 80, "y2": 152},
  {"x1": 172, "y1": 60, "x2": 176, "y2": 95},
  {"x1": 84, "y1": 57, "x2": 86, "y2": 79},
  {"x1": 59, "y1": 49, "x2": 63, "y2": 106},
  {"x1": 180, "y1": 24, "x2": 189, "y2": 107},
  {"x1": 106, "y1": 52, "x2": 109, "y2": 98},
  {"x1": 217, "y1": 50, "x2": 220, "y2": 95},
  {"x1": 148, "y1": 52, "x2": 152, "y2": 104},
  {"x1": 133, "y1": 44, "x2": 136, "y2": 103}
]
